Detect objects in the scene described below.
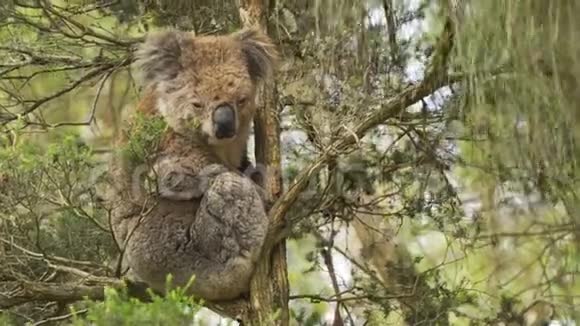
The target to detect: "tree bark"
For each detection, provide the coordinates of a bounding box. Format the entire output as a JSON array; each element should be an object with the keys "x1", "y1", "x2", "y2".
[{"x1": 239, "y1": 1, "x2": 290, "y2": 325}]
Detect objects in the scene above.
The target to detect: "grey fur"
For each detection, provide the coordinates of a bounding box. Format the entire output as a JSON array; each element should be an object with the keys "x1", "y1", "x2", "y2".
[
  {"x1": 109, "y1": 145, "x2": 269, "y2": 300},
  {"x1": 236, "y1": 29, "x2": 277, "y2": 82},
  {"x1": 135, "y1": 30, "x2": 191, "y2": 85},
  {"x1": 117, "y1": 169, "x2": 267, "y2": 300},
  {"x1": 108, "y1": 28, "x2": 274, "y2": 302}
]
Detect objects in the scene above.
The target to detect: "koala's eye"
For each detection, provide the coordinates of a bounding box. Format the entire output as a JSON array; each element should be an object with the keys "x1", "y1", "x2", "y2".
[
  {"x1": 192, "y1": 101, "x2": 203, "y2": 109},
  {"x1": 238, "y1": 97, "x2": 248, "y2": 107}
]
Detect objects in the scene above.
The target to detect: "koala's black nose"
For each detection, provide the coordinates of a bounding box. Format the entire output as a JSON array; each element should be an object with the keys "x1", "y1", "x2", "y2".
[{"x1": 213, "y1": 104, "x2": 236, "y2": 139}]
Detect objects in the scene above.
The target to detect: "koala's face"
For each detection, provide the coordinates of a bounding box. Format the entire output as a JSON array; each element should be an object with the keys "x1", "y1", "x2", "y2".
[{"x1": 135, "y1": 29, "x2": 277, "y2": 145}]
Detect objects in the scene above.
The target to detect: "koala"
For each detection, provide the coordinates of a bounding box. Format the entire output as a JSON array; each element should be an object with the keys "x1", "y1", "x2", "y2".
[{"x1": 108, "y1": 28, "x2": 277, "y2": 301}]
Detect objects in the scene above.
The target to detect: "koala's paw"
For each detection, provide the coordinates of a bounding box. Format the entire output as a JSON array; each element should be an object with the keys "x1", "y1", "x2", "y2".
[
  {"x1": 158, "y1": 170, "x2": 203, "y2": 200},
  {"x1": 236, "y1": 162, "x2": 272, "y2": 209},
  {"x1": 154, "y1": 156, "x2": 229, "y2": 200}
]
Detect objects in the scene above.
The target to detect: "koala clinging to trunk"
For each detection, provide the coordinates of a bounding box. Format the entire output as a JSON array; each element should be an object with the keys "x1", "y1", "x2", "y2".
[{"x1": 109, "y1": 28, "x2": 277, "y2": 301}]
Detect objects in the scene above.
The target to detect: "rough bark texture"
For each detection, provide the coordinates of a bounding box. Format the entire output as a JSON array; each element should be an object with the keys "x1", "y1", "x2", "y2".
[{"x1": 239, "y1": 0, "x2": 290, "y2": 325}]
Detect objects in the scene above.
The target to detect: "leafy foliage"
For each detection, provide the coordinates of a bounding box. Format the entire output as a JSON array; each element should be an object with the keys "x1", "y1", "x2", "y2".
[
  {"x1": 120, "y1": 112, "x2": 167, "y2": 167},
  {"x1": 71, "y1": 277, "x2": 201, "y2": 326},
  {"x1": 0, "y1": 0, "x2": 578, "y2": 325}
]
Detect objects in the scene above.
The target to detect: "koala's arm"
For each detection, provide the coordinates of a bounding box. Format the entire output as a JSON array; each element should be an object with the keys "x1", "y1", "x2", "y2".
[
  {"x1": 154, "y1": 152, "x2": 227, "y2": 201},
  {"x1": 149, "y1": 133, "x2": 226, "y2": 201},
  {"x1": 155, "y1": 142, "x2": 273, "y2": 210}
]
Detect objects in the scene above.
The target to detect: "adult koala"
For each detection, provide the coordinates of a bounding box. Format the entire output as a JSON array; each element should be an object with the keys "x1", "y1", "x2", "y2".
[{"x1": 108, "y1": 28, "x2": 276, "y2": 301}]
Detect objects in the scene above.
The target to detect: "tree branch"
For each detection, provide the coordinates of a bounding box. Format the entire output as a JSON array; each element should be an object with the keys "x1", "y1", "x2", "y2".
[
  {"x1": 266, "y1": 14, "x2": 457, "y2": 246},
  {"x1": 31, "y1": 309, "x2": 88, "y2": 326},
  {"x1": 0, "y1": 59, "x2": 130, "y2": 125},
  {"x1": 0, "y1": 281, "x2": 119, "y2": 309}
]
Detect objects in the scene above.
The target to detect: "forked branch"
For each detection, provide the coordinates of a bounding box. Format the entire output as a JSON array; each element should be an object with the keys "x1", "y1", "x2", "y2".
[{"x1": 265, "y1": 15, "x2": 457, "y2": 248}]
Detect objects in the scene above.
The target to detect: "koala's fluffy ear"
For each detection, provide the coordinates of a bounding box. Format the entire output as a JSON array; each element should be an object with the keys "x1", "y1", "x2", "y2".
[
  {"x1": 135, "y1": 30, "x2": 192, "y2": 86},
  {"x1": 235, "y1": 28, "x2": 278, "y2": 83}
]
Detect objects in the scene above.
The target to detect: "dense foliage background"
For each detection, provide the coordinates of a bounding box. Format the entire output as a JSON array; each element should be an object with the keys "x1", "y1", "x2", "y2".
[{"x1": 0, "y1": 0, "x2": 578, "y2": 325}]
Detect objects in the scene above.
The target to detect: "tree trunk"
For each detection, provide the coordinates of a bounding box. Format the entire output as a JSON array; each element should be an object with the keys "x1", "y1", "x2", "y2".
[{"x1": 238, "y1": 1, "x2": 290, "y2": 325}]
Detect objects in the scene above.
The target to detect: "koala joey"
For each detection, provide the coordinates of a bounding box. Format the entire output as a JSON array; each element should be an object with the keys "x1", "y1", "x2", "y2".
[{"x1": 109, "y1": 28, "x2": 277, "y2": 301}]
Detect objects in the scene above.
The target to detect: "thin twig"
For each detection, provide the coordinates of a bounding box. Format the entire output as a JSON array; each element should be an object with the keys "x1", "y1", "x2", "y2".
[
  {"x1": 31, "y1": 309, "x2": 88, "y2": 326},
  {"x1": 0, "y1": 238, "x2": 110, "y2": 271}
]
